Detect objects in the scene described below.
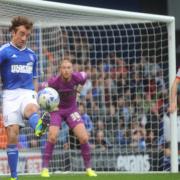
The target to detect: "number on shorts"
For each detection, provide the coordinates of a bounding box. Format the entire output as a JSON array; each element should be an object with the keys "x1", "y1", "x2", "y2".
[{"x1": 70, "y1": 112, "x2": 81, "y2": 121}]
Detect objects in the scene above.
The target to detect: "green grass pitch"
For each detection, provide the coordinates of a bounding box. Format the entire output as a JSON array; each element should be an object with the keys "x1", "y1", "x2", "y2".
[{"x1": 2, "y1": 173, "x2": 180, "y2": 180}]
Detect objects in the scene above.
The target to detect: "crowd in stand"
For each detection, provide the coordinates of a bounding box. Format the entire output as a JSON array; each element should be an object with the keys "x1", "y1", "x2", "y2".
[{"x1": 0, "y1": 26, "x2": 179, "y2": 171}]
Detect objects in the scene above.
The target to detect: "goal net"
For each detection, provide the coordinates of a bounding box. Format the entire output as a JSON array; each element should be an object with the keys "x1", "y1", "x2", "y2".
[{"x1": 0, "y1": 0, "x2": 178, "y2": 174}]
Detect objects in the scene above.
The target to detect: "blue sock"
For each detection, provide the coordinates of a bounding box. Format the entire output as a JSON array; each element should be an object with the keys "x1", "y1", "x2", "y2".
[
  {"x1": 7, "y1": 144, "x2": 18, "y2": 178},
  {"x1": 28, "y1": 112, "x2": 40, "y2": 129}
]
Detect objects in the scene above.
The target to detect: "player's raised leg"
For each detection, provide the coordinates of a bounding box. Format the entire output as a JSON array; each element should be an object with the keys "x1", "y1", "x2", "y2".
[
  {"x1": 34, "y1": 112, "x2": 50, "y2": 137},
  {"x1": 23, "y1": 102, "x2": 50, "y2": 137},
  {"x1": 73, "y1": 123, "x2": 97, "y2": 177}
]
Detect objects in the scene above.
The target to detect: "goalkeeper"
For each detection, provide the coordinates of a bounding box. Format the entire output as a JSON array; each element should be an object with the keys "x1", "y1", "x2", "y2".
[
  {"x1": 41, "y1": 57, "x2": 97, "y2": 177},
  {"x1": 0, "y1": 16, "x2": 49, "y2": 180},
  {"x1": 169, "y1": 67, "x2": 180, "y2": 112}
]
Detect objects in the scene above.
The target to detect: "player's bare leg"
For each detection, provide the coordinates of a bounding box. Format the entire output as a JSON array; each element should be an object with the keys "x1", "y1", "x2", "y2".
[{"x1": 73, "y1": 123, "x2": 97, "y2": 177}]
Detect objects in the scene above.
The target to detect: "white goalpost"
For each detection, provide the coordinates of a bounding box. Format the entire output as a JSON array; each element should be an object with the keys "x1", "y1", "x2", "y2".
[{"x1": 0, "y1": 0, "x2": 178, "y2": 174}]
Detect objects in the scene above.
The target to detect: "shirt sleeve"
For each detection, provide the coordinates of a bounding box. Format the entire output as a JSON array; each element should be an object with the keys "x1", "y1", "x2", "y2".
[
  {"x1": 48, "y1": 76, "x2": 59, "y2": 89},
  {"x1": 0, "y1": 48, "x2": 6, "y2": 65},
  {"x1": 74, "y1": 72, "x2": 87, "y2": 85}
]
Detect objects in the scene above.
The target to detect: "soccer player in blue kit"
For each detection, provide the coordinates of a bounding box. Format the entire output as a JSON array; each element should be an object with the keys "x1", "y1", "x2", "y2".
[
  {"x1": 40, "y1": 58, "x2": 97, "y2": 177},
  {"x1": 0, "y1": 16, "x2": 49, "y2": 180}
]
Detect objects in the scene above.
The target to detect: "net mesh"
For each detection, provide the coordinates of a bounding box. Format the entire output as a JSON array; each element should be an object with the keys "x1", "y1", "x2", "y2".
[{"x1": 0, "y1": 0, "x2": 172, "y2": 174}]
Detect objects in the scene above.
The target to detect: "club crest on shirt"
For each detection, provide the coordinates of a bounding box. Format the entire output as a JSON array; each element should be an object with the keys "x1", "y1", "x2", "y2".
[{"x1": 29, "y1": 54, "x2": 34, "y2": 61}]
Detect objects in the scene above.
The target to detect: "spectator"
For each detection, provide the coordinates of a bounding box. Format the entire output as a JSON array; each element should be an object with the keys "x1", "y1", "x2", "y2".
[
  {"x1": 146, "y1": 130, "x2": 157, "y2": 149},
  {"x1": 91, "y1": 130, "x2": 112, "y2": 151},
  {"x1": 95, "y1": 120, "x2": 105, "y2": 131},
  {"x1": 79, "y1": 103, "x2": 94, "y2": 135},
  {"x1": 80, "y1": 66, "x2": 92, "y2": 101},
  {"x1": 92, "y1": 79, "x2": 103, "y2": 103},
  {"x1": 104, "y1": 75, "x2": 117, "y2": 107},
  {"x1": 105, "y1": 104, "x2": 119, "y2": 144},
  {"x1": 111, "y1": 56, "x2": 128, "y2": 80},
  {"x1": 130, "y1": 130, "x2": 146, "y2": 151},
  {"x1": 42, "y1": 45, "x2": 56, "y2": 79},
  {"x1": 116, "y1": 120, "x2": 131, "y2": 146},
  {"x1": 57, "y1": 121, "x2": 69, "y2": 150}
]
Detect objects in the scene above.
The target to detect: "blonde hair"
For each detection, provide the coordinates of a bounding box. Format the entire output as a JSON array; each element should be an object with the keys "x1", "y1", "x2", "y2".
[{"x1": 59, "y1": 57, "x2": 72, "y2": 67}]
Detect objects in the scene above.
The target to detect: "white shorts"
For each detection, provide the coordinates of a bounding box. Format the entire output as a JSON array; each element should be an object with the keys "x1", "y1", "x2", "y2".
[{"x1": 2, "y1": 88, "x2": 38, "y2": 127}]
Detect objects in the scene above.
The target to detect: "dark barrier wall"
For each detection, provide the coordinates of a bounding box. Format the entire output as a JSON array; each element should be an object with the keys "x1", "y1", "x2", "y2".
[{"x1": 51, "y1": 149, "x2": 168, "y2": 172}]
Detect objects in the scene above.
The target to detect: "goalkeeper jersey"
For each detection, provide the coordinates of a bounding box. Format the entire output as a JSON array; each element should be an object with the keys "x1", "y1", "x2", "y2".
[
  {"x1": 48, "y1": 72, "x2": 87, "y2": 108},
  {"x1": 0, "y1": 42, "x2": 37, "y2": 90}
]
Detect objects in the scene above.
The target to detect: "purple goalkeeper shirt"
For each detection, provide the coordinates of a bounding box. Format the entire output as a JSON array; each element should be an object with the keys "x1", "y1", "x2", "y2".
[{"x1": 48, "y1": 72, "x2": 87, "y2": 109}]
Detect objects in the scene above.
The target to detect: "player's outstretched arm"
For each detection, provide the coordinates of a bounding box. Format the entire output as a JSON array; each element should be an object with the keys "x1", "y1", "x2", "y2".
[
  {"x1": 33, "y1": 79, "x2": 39, "y2": 92},
  {"x1": 169, "y1": 78, "x2": 180, "y2": 113}
]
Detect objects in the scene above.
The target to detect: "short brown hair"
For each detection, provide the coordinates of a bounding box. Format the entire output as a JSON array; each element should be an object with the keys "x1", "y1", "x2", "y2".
[{"x1": 9, "y1": 16, "x2": 33, "y2": 32}]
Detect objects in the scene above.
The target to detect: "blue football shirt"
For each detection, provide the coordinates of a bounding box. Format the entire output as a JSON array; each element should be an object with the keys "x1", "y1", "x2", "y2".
[{"x1": 0, "y1": 42, "x2": 37, "y2": 90}]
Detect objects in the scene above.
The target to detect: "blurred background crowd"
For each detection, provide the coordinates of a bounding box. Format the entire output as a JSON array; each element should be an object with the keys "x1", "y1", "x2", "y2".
[{"x1": 0, "y1": 15, "x2": 179, "y2": 171}]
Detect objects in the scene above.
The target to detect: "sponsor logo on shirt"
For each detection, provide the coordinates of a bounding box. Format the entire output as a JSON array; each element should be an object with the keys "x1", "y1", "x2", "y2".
[
  {"x1": 11, "y1": 63, "x2": 33, "y2": 74},
  {"x1": 59, "y1": 91, "x2": 76, "y2": 98}
]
